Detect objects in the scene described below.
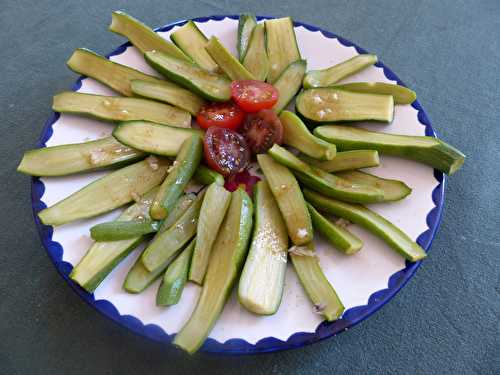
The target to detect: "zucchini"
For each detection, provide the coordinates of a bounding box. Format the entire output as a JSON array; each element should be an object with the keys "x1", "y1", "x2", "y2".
[
  {"x1": 280, "y1": 111, "x2": 336, "y2": 160},
  {"x1": 331, "y1": 82, "x2": 416, "y2": 104},
  {"x1": 38, "y1": 157, "x2": 169, "y2": 226},
  {"x1": 17, "y1": 136, "x2": 145, "y2": 177},
  {"x1": 242, "y1": 23, "x2": 269, "y2": 81},
  {"x1": 150, "y1": 135, "x2": 203, "y2": 220},
  {"x1": 130, "y1": 79, "x2": 205, "y2": 115},
  {"x1": 303, "y1": 54, "x2": 378, "y2": 88},
  {"x1": 306, "y1": 203, "x2": 362, "y2": 254},
  {"x1": 53, "y1": 92, "x2": 191, "y2": 128},
  {"x1": 90, "y1": 219, "x2": 160, "y2": 241},
  {"x1": 205, "y1": 37, "x2": 255, "y2": 80},
  {"x1": 193, "y1": 165, "x2": 224, "y2": 186},
  {"x1": 336, "y1": 170, "x2": 411, "y2": 202},
  {"x1": 170, "y1": 21, "x2": 218, "y2": 72},
  {"x1": 189, "y1": 183, "x2": 232, "y2": 284},
  {"x1": 238, "y1": 181, "x2": 288, "y2": 315},
  {"x1": 257, "y1": 154, "x2": 313, "y2": 245},
  {"x1": 173, "y1": 187, "x2": 253, "y2": 354},
  {"x1": 290, "y1": 242, "x2": 344, "y2": 321},
  {"x1": 66, "y1": 48, "x2": 163, "y2": 97},
  {"x1": 145, "y1": 50, "x2": 231, "y2": 102},
  {"x1": 296, "y1": 88, "x2": 394, "y2": 124},
  {"x1": 268, "y1": 145, "x2": 384, "y2": 204},
  {"x1": 265, "y1": 17, "x2": 301, "y2": 83},
  {"x1": 113, "y1": 121, "x2": 202, "y2": 157},
  {"x1": 142, "y1": 189, "x2": 205, "y2": 272},
  {"x1": 304, "y1": 189, "x2": 427, "y2": 262},
  {"x1": 123, "y1": 193, "x2": 196, "y2": 293},
  {"x1": 237, "y1": 14, "x2": 257, "y2": 61},
  {"x1": 156, "y1": 238, "x2": 195, "y2": 306},
  {"x1": 303, "y1": 150, "x2": 380, "y2": 173},
  {"x1": 70, "y1": 188, "x2": 158, "y2": 293},
  {"x1": 272, "y1": 60, "x2": 307, "y2": 113},
  {"x1": 109, "y1": 11, "x2": 189, "y2": 61},
  {"x1": 314, "y1": 125, "x2": 465, "y2": 175}
]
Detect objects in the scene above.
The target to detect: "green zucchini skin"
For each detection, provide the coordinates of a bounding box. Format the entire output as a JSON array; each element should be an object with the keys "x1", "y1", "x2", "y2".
[
  {"x1": 242, "y1": 23, "x2": 269, "y2": 81},
  {"x1": 193, "y1": 165, "x2": 224, "y2": 186},
  {"x1": 272, "y1": 60, "x2": 307, "y2": 113},
  {"x1": 302, "y1": 150, "x2": 380, "y2": 173},
  {"x1": 90, "y1": 219, "x2": 160, "y2": 241},
  {"x1": 331, "y1": 82, "x2": 416, "y2": 104},
  {"x1": 205, "y1": 36, "x2": 256, "y2": 80},
  {"x1": 238, "y1": 14, "x2": 257, "y2": 61}
]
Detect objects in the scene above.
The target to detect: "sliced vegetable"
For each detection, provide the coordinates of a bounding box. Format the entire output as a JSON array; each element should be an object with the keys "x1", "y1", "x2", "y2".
[
  {"x1": 314, "y1": 125, "x2": 465, "y2": 175},
  {"x1": 189, "y1": 183, "x2": 232, "y2": 284},
  {"x1": 304, "y1": 189, "x2": 427, "y2": 262},
  {"x1": 268, "y1": 144, "x2": 384, "y2": 203},
  {"x1": 90, "y1": 219, "x2": 160, "y2": 241},
  {"x1": 303, "y1": 150, "x2": 380, "y2": 173},
  {"x1": 272, "y1": 59, "x2": 307, "y2": 113},
  {"x1": 296, "y1": 88, "x2": 394, "y2": 124},
  {"x1": 306, "y1": 203, "x2": 362, "y2": 254},
  {"x1": 237, "y1": 14, "x2": 257, "y2": 61},
  {"x1": 238, "y1": 180, "x2": 288, "y2": 315},
  {"x1": 203, "y1": 127, "x2": 250, "y2": 176},
  {"x1": 17, "y1": 136, "x2": 145, "y2": 177},
  {"x1": 331, "y1": 82, "x2": 416, "y2": 104},
  {"x1": 242, "y1": 24, "x2": 269, "y2": 81},
  {"x1": 280, "y1": 111, "x2": 336, "y2": 160},
  {"x1": 70, "y1": 188, "x2": 158, "y2": 292},
  {"x1": 257, "y1": 154, "x2": 312, "y2": 245},
  {"x1": 144, "y1": 50, "x2": 231, "y2": 102},
  {"x1": 53, "y1": 92, "x2": 191, "y2": 128},
  {"x1": 66, "y1": 48, "x2": 163, "y2": 96},
  {"x1": 196, "y1": 102, "x2": 245, "y2": 131},
  {"x1": 173, "y1": 187, "x2": 253, "y2": 354},
  {"x1": 109, "y1": 11, "x2": 189, "y2": 60},
  {"x1": 336, "y1": 170, "x2": 411, "y2": 202},
  {"x1": 160, "y1": 193, "x2": 197, "y2": 231},
  {"x1": 303, "y1": 54, "x2": 378, "y2": 88},
  {"x1": 150, "y1": 135, "x2": 203, "y2": 219},
  {"x1": 38, "y1": 157, "x2": 169, "y2": 226},
  {"x1": 142, "y1": 190, "x2": 205, "y2": 272},
  {"x1": 193, "y1": 165, "x2": 224, "y2": 186},
  {"x1": 170, "y1": 21, "x2": 218, "y2": 72},
  {"x1": 241, "y1": 109, "x2": 283, "y2": 154},
  {"x1": 113, "y1": 121, "x2": 202, "y2": 157},
  {"x1": 231, "y1": 80, "x2": 278, "y2": 112},
  {"x1": 265, "y1": 17, "x2": 300, "y2": 83},
  {"x1": 156, "y1": 238, "x2": 195, "y2": 306},
  {"x1": 290, "y1": 242, "x2": 344, "y2": 321},
  {"x1": 130, "y1": 79, "x2": 205, "y2": 115},
  {"x1": 205, "y1": 36, "x2": 255, "y2": 80}
]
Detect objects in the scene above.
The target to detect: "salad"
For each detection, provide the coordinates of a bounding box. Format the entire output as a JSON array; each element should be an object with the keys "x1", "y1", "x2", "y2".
[{"x1": 17, "y1": 12, "x2": 465, "y2": 354}]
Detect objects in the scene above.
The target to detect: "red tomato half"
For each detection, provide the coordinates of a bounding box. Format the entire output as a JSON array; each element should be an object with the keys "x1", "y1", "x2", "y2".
[
  {"x1": 203, "y1": 127, "x2": 250, "y2": 176},
  {"x1": 241, "y1": 109, "x2": 284, "y2": 154},
  {"x1": 231, "y1": 80, "x2": 279, "y2": 112},
  {"x1": 196, "y1": 102, "x2": 245, "y2": 130}
]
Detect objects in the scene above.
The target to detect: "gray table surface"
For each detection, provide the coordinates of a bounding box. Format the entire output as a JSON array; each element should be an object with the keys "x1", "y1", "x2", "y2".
[{"x1": 1, "y1": 0, "x2": 498, "y2": 374}]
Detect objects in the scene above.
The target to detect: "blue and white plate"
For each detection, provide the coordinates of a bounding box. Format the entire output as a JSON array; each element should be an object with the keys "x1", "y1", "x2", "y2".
[{"x1": 32, "y1": 15, "x2": 444, "y2": 354}]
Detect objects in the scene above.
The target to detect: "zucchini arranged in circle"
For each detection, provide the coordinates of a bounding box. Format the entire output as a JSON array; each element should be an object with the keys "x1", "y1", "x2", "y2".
[
  {"x1": 66, "y1": 48, "x2": 163, "y2": 97},
  {"x1": 302, "y1": 150, "x2": 380, "y2": 173},
  {"x1": 53, "y1": 92, "x2": 191, "y2": 128},
  {"x1": 296, "y1": 88, "x2": 394, "y2": 124},
  {"x1": 242, "y1": 23, "x2": 269, "y2": 81},
  {"x1": 331, "y1": 82, "x2": 416, "y2": 104},
  {"x1": 237, "y1": 14, "x2": 257, "y2": 61},
  {"x1": 38, "y1": 157, "x2": 170, "y2": 226},
  {"x1": 205, "y1": 36, "x2": 255, "y2": 80},
  {"x1": 314, "y1": 125, "x2": 465, "y2": 175},
  {"x1": 145, "y1": 50, "x2": 231, "y2": 101},
  {"x1": 272, "y1": 60, "x2": 307, "y2": 113},
  {"x1": 17, "y1": 136, "x2": 145, "y2": 177},
  {"x1": 303, "y1": 54, "x2": 378, "y2": 88}
]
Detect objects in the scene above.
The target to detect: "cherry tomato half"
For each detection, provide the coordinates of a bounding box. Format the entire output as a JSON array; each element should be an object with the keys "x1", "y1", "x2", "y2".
[
  {"x1": 241, "y1": 109, "x2": 283, "y2": 154},
  {"x1": 231, "y1": 80, "x2": 279, "y2": 112},
  {"x1": 196, "y1": 102, "x2": 245, "y2": 130},
  {"x1": 203, "y1": 127, "x2": 250, "y2": 176}
]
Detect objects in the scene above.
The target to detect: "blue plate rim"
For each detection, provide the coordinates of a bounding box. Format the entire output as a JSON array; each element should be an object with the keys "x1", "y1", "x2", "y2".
[{"x1": 30, "y1": 14, "x2": 446, "y2": 355}]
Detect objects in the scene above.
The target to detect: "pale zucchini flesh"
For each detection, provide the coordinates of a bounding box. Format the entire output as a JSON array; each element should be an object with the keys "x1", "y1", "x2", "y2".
[
  {"x1": 238, "y1": 14, "x2": 257, "y2": 61},
  {"x1": 272, "y1": 60, "x2": 307, "y2": 113},
  {"x1": 205, "y1": 36, "x2": 255, "y2": 80},
  {"x1": 331, "y1": 82, "x2": 416, "y2": 104},
  {"x1": 242, "y1": 23, "x2": 269, "y2": 81}
]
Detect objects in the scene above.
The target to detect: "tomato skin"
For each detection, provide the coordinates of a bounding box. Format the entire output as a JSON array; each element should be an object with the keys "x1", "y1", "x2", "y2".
[
  {"x1": 241, "y1": 109, "x2": 283, "y2": 154},
  {"x1": 196, "y1": 102, "x2": 245, "y2": 130},
  {"x1": 231, "y1": 80, "x2": 279, "y2": 112},
  {"x1": 203, "y1": 127, "x2": 250, "y2": 176}
]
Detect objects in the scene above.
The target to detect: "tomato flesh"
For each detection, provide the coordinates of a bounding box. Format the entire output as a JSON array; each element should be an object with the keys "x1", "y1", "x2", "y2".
[
  {"x1": 231, "y1": 80, "x2": 279, "y2": 112},
  {"x1": 196, "y1": 102, "x2": 245, "y2": 130},
  {"x1": 203, "y1": 127, "x2": 250, "y2": 176},
  {"x1": 241, "y1": 109, "x2": 283, "y2": 154}
]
